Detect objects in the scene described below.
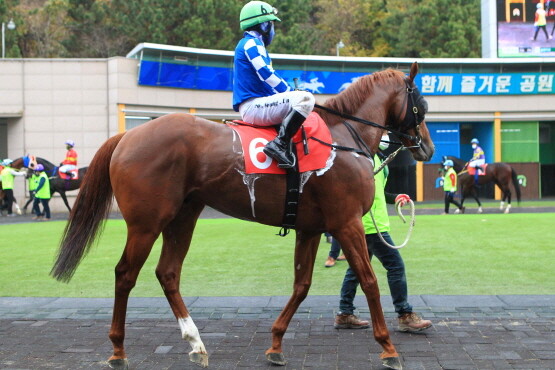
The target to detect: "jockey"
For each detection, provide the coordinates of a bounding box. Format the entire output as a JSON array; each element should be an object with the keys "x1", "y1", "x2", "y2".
[
  {"x1": 59, "y1": 140, "x2": 78, "y2": 178},
  {"x1": 233, "y1": 1, "x2": 315, "y2": 169},
  {"x1": 469, "y1": 138, "x2": 485, "y2": 184}
]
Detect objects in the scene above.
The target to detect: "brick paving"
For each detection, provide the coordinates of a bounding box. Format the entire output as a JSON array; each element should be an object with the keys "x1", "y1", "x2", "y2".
[{"x1": 1, "y1": 295, "x2": 554, "y2": 369}]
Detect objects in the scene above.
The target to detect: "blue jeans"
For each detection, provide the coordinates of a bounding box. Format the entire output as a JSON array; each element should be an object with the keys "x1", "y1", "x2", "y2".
[
  {"x1": 328, "y1": 237, "x2": 341, "y2": 259},
  {"x1": 338, "y1": 232, "x2": 412, "y2": 317}
]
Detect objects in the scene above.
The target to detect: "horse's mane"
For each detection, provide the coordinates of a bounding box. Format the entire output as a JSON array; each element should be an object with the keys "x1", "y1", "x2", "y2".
[{"x1": 324, "y1": 69, "x2": 406, "y2": 115}]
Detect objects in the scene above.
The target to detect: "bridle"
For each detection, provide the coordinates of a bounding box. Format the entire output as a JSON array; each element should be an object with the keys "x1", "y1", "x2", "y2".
[{"x1": 312, "y1": 78, "x2": 426, "y2": 166}]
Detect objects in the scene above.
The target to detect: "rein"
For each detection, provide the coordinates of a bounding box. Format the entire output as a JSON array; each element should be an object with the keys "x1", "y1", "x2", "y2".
[{"x1": 314, "y1": 103, "x2": 420, "y2": 144}]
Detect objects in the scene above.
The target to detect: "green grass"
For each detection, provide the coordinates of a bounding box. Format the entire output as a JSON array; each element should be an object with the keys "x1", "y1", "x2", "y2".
[{"x1": 1, "y1": 213, "x2": 554, "y2": 297}]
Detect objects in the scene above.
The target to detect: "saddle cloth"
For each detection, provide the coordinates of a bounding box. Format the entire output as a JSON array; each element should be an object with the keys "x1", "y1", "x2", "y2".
[
  {"x1": 468, "y1": 164, "x2": 487, "y2": 176},
  {"x1": 228, "y1": 112, "x2": 332, "y2": 174},
  {"x1": 59, "y1": 169, "x2": 79, "y2": 180}
]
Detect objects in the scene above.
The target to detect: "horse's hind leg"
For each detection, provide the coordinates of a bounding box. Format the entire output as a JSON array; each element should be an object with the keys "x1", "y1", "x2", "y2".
[
  {"x1": 108, "y1": 228, "x2": 160, "y2": 370},
  {"x1": 265, "y1": 231, "x2": 321, "y2": 366},
  {"x1": 156, "y1": 200, "x2": 208, "y2": 368}
]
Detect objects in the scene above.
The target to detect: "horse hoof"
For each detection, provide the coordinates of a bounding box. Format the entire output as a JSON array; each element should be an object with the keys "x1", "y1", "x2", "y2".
[
  {"x1": 477, "y1": 207, "x2": 483, "y2": 213},
  {"x1": 504, "y1": 208, "x2": 510, "y2": 214},
  {"x1": 266, "y1": 352, "x2": 287, "y2": 366},
  {"x1": 189, "y1": 351, "x2": 209, "y2": 368},
  {"x1": 382, "y1": 356, "x2": 403, "y2": 369},
  {"x1": 107, "y1": 358, "x2": 129, "y2": 370}
]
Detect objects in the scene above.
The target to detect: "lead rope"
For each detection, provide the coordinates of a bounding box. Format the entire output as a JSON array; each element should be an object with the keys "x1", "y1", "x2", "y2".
[
  {"x1": 368, "y1": 199, "x2": 416, "y2": 250},
  {"x1": 369, "y1": 145, "x2": 416, "y2": 249}
]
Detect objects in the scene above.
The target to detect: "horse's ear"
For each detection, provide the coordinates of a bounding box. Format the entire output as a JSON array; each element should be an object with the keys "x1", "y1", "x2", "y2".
[{"x1": 409, "y1": 62, "x2": 418, "y2": 83}]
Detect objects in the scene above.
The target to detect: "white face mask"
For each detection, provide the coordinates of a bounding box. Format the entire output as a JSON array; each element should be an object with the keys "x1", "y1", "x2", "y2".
[
  {"x1": 379, "y1": 134, "x2": 390, "y2": 150},
  {"x1": 472, "y1": 144, "x2": 477, "y2": 149}
]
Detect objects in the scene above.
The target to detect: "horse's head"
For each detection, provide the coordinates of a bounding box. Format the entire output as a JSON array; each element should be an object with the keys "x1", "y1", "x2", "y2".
[
  {"x1": 388, "y1": 62, "x2": 434, "y2": 162},
  {"x1": 23, "y1": 155, "x2": 38, "y2": 170}
]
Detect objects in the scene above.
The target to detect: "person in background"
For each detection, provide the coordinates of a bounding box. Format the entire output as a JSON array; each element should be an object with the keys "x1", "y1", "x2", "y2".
[
  {"x1": 233, "y1": 1, "x2": 315, "y2": 169},
  {"x1": 531, "y1": 3, "x2": 551, "y2": 41},
  {"x1": 1, "y1": 159, "x2": 26, "y2": 216},
  {"x1": 33, "y1": 164, "x2": 51, "y2": 221},
  {"x1": 324, "y1": 238, "x2": 347, "y2": 267},
  {"x1": 24, "y1": 170, "x2": 39, "y2": 216},
  {"x1": 443, "y1": 160, "x2": 464, "y2": 215},
  {"x1": 334, "y1": 133, "x2": 432, "y2": 333},
  {"x1": 59, "y1": 140, "x2": 78, "y2": 178},
  {"x1": 468, "y1": 138, "x2": 485, "y2": 185}
]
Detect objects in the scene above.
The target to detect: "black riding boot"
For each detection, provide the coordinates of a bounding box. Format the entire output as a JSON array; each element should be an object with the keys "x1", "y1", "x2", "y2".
[{"x1": 263, "y1": 109, "x2": 306, "y2": 169}]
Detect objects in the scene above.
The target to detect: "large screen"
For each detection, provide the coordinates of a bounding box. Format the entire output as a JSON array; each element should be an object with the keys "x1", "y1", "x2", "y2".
[{"x1": 497, "y1": 0, "x2": 555, "y2": 57}]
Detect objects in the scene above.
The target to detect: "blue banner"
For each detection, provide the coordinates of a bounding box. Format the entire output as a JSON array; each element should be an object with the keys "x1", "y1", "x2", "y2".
[{"x1": 138, "y1": 60, "x2": 555, "y2": 95}]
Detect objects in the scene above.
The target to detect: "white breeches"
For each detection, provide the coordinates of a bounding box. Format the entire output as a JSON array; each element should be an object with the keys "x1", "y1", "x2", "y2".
[
  {"x1": 59, "y1": 164, "x2": 76, "y2": 173},
  {"x1": 469, "y1": 159, "x2": 485, "y2": 168},
  {"x1": 239, "y1": 90, "x2": 315, "y2": 126}
]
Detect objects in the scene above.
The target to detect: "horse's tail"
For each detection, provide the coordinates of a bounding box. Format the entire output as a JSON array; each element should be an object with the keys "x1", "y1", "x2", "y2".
[
  {"x1": 51, "y1": 133, "x2": 126, "y2": 282},
  {"x1": 511, "y1": 167, "x2": 521, "y2": 205}
]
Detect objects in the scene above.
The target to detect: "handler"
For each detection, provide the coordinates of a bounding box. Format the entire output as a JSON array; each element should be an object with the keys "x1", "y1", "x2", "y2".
[{"x1": 333, "y1": 134, "x2": 432, "y2": 332}]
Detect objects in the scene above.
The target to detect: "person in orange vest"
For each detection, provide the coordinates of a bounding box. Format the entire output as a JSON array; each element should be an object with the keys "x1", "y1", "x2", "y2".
[{"x1": 59, "y1": 140, "x2": 78, "y2": 178}]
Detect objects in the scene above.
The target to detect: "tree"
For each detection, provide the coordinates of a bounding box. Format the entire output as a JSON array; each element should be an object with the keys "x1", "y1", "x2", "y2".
[
  {"x1": 380, "y1": 0, "x2": 481, "y2": 58},
  {"x1": 16, "y1": 0, "x2": 69, "y2": 58}
]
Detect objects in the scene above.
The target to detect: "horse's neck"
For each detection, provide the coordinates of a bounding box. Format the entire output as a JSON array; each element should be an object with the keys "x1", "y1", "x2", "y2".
[{"x1": 38, "y1": 158, "x2": 56, "y2": 172}]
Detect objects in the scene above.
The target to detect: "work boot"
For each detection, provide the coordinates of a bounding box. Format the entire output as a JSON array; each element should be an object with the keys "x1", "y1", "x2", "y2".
[
  {"x1": 263, "y1": 109, "x2": 306, "y2": 169},
  {"x1": 324, "y1": 256, "x2": 336, "y2": 268},
  {"x1": 334, "y1": 314, "x2": 370, "y2": 329},
  {"x1": 398, "y1": 312, "x2": 432, "y2": 332}
]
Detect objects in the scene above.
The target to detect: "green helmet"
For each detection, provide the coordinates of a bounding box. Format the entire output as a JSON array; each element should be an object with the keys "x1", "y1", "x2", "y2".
[{"x1": 240, "y1": 1, "x2": 280, "y2": 30}]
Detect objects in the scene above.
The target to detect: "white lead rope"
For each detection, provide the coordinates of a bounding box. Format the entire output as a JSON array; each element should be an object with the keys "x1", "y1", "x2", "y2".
[{"x1": 368, "y1": 199, "x2": 416, "y2": 249}]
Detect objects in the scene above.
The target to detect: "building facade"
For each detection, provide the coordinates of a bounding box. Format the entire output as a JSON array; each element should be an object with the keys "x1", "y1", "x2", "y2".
[{"x1": 1, "y1": 43, "x2": 554, "y2": 211}]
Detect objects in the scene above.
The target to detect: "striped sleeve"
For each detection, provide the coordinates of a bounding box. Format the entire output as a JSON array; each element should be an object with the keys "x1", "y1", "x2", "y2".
[{"x1": 243, "y1": 39, "x2": 290, "y2": 93}]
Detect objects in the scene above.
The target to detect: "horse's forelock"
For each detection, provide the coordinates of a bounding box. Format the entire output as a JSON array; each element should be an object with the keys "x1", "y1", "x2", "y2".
[{"x1": 325, "y1": 69, "x2": 406, "y2": 115}]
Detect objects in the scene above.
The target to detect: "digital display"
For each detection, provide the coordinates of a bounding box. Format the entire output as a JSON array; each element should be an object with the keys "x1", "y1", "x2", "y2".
[{"x1": 497, "y1": 0, "x2": 555, "y2": 57}]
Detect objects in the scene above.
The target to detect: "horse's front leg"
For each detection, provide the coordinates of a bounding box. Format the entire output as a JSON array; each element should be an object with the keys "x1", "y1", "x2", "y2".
[
  {"x1": 334, "y1": 221, "x2": 401, "y2": 370},
  {"x1": 265, "y1": 230, "x2": 321, "y2": 366}
]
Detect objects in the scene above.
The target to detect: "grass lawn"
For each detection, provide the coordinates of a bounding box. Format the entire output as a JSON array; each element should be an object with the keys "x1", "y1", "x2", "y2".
[{"x1": 1, "y1": 212, "x2": 553, "y2": 297}]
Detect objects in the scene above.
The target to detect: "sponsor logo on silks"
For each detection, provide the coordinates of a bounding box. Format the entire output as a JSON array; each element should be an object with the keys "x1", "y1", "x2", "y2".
[{"x1": 517, "y1": 175, "x2": 527, "y2": 187}]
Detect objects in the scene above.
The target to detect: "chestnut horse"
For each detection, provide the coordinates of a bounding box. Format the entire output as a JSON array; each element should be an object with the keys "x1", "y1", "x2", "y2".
[
  {"x1": 443, "y1": 155, "x2": 521, "y2": 213},
  {"x1": 51, "y1": 63, "x2": 434, "y2": 370}
]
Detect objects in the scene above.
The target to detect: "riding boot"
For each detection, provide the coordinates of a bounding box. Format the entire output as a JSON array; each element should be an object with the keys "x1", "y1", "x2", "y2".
[{"x1": 263, "y1": 109, "x2": 306, "y2": 169}]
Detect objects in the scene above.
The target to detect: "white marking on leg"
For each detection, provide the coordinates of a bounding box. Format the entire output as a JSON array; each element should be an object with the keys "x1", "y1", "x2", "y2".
[
  {"x1": 178, "y1": 317, "x2": 207, "y2": 355},
  {"x1": 499, "y1": 201, "x2": 504, "y2": 211}
]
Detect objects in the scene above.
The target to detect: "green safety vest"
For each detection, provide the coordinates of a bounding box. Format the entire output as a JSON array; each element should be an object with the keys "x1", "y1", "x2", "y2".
[
  {"x1": 1, "y1": 166, "x2": 16, "y2": 190},
  {"x1": 443, "y1": 167, "x2": 457, "y2": 192},
  {"x1": 28, "y1": 174, "x2": 39, "y2": 191},
  {"x1": 362, "y1": 155, "x2": 389, "y2": 234},
  {"x1": 35, "y1": 172, "x2": 51, "y2": 199}
]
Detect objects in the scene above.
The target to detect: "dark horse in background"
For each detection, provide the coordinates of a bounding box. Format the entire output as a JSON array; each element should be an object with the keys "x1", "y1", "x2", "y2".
[
  {"x1": 50, "y1": 63, "x2": 434, "y2": 370},
  {"x1": 443, "y1": 155, "x2": 521, "y2": 213},
  {"x1": 11, "y1": 156, "x2": 88, "y2": 211}
]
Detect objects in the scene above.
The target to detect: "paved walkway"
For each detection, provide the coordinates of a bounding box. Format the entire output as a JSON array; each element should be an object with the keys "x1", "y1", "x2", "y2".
[{"x1": 1, "y1": 295, "x2": 554, "y2": 369}]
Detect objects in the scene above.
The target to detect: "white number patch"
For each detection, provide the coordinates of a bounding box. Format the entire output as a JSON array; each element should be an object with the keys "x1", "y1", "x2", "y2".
[{"x1": 249, "y1": 137, "x2": 273, "y2": 169}]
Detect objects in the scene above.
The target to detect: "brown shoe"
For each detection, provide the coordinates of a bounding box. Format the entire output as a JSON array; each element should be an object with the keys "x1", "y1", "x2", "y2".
[
  {"x1": 334, "y1": 314, "x2": 370, "y2": 329},
  {"x1": 336, "y1": 255, "x2": 347, "y2": 261},
  {"x1": 324, "y1": 256, "x2": 336, "y2": 268},
  {"x1": 398, "y1": 312, "x2": 432, "y2": 332}
]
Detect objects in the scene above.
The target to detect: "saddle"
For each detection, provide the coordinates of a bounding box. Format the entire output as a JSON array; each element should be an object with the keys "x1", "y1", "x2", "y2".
[
  {"x1": 228, "y1": 112, "x2": 332, "y2": 174},
  {"x1": 58, "y1": 168, "x2": 79, "y2": 180},
  {"x1": 228, "y1": 112, "x2": 333, "y2": 236},
  {"x1": 467, "y1": 164, "x2": 487, "y2": 176}
]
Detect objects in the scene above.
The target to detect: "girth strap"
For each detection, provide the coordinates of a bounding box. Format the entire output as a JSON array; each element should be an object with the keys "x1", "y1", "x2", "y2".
[{"x1": 278, "y1": 145, "x2": 300, "y2": 237}]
